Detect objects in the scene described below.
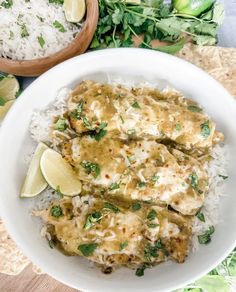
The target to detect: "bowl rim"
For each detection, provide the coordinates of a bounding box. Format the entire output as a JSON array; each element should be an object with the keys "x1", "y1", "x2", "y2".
[
  {"x1": 0, "y1": 48, "x2": 236, "y2": 292},
  {"x1": 0, "y1": 0, "x2": 99, "y2": 76}
]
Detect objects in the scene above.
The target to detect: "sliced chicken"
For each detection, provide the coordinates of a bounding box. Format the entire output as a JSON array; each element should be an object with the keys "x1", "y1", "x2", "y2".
[
  {"x1": 62, "y1": 136, "x2": 208, "y2": 215},
  {"x1": 67, "y1": 80, "x2": 223, "y2": 151},
  {"x1": 35, "y1": 195, "x2": 191, "y2": 267}
]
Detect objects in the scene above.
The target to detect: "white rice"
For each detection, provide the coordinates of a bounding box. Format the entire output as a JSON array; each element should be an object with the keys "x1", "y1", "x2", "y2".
[
  {"x1": 191, "y1": 144, "x2": 229, "y2": 251},
  {"x1": 30, "y1": 87, "x2": 71, "y2": 143},
  {"x1": 29, "y1": 82, "x2": 228, "y2": 252},
  {"x1": 0, "y1": 0, "x2": 82, "y2": 60}
]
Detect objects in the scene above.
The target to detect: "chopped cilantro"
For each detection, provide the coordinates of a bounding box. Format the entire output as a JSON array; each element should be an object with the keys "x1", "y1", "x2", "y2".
[
  {"x1": 138, "y1": 181, "x2": 146, "y2": 188},
  {"x1": 90, "y1": 121, "x2": 108, "y2": 141},
  {"x1": 37, "y1": 15, "x2": 45, "y2": 22},
  {"x1": 219, "y1": 175, "x2": 228, "y2": 180},
  {"x1": 55, "y1": 118, "x2": 68, "y2": 131},
  {"x1": 82, "y1": 116, "x2": 93, "y2": 130},
  {"x1": 135, "y1": 265, "x2": 146, "y2": 277},
  {"x1": 78, "y1": 243, "x2": 98, "y2": 256},
  {"x1": 80, "y1": 161, "x2": 101, "y2": 178},
  {"x1": 198, "y1": 226, "x2": 215, "y2": 244},
  {"x1": 201, "y1": 121, "x2": 211, "y2": 138},
  {"x1": 109, "y1": 182, "x2": 120, "y2": 191},
  {"x1": 187, "y1": 105, "x2": 202, "y2": 112},
  {"x1": 53, "y1": 20, "x2": 66, "y2": 32},
  {"x1": 132, "y1": 101, "x2": 141, "y2": 109},
  {"x1": 1, "y1": 0, "x2": 13, "y2": 8},
  {"x1": 50, "y1": 205, "x2": 63, "y2": 218},
  {"x1": 132, "y1": 202, "x2": 141, "y2": 211},
  {"x1": 144, "y1": 244, "x2": 159, "y2": 261},
  {"x1": 155, "y1": 239, "x2": 164, "y2": 249},
  {"x1": 147, "y1": 209, "x2": 157, "y2": 221},
  {"x1": 119, "y1": 240, "x2": 128, "y2": 251},
  {"x1": 84, "y1": 211, "x2": 103, "y2": 230},
  {"x1": 37, "y1": 35, "x2": 45, "y2": 48},
  {"x1": 189, "y1": 173, "x2": 198, "y2": 188},
  {"x1": 20, "y1": 24, "x2": 29, "y2": 38},
  {"x1": 49, "y1": 0, "x2": 63, "y2": 4},
  {"x1": 70, "y1": 102, "x2": 84, "y2": 120},
  {"x1": 103, "y1": 202, "x2": 120, "y2": 213},
  {"x1": 196, "y1": 211, "x2": 205, "y2": 222},
  {"x1": 48, "y1": 239, "x2": 55, "y2": 249},
  {"x1": 151, "y1": 175, "x2": 159, "y2": 183},
  {"x1": 175, "y1": 123, "x2": 182, "y2": 131}
]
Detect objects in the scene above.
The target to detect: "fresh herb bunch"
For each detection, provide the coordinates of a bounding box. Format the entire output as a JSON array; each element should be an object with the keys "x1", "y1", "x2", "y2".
[{"x1": 90, "y1": 0, "x2": 224, "y2": 54}]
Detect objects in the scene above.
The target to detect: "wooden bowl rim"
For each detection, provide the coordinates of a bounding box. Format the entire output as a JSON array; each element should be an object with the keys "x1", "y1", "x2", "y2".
[{"x1": 0, "y1": 0, "x2": 98, "y2": 69}]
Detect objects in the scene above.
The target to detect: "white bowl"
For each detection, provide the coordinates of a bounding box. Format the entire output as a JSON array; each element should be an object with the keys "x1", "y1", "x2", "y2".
[{"x1": 0, "y1": 48, "x2": 236, "y2": 292}]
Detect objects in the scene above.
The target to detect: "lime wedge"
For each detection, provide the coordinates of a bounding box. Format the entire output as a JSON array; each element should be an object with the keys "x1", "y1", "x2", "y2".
[
  {"x1": 20, "y1": 143, "x2": 49, "y2": 198},
  {"x1": 63, "y1": 0, "x2": 86, "y2": 23},
  {"x1": 40, "y1": 149, "x2": 81, "y2": 196},
  {"x1": 0, "y1": 74, "x2": 20, "y2": 101},
  {"x1": 0, "y1": 100, "x2": 15, "y2": 120}
]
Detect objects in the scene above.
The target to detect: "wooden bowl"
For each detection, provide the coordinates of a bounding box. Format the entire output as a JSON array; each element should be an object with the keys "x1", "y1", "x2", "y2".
[{"x1": 0, "y1": 0, "x2": 99, "y2": 77}]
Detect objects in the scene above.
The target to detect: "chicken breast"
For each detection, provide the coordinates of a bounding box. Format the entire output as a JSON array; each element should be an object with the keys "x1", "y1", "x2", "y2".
[
  {"x1": 67, "y1": 80, "x2": 223, "y2": 151},
  {"x1": 36, "y1": 195, "x2": 191, "y2": 268},
  {"x1": 62, "y1": 136, "x2": 208, "y2": 215}
]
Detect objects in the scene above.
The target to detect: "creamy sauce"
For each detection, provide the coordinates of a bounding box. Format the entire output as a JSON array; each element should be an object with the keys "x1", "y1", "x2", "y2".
[{"x1": 40, "y1": 80, "x2": 224, "y2": 272}]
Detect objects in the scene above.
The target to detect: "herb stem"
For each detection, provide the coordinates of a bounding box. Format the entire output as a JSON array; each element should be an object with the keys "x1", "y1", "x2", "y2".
[
  {"x1": 170, "y1": 13, "x2": 213, "y2": 23},
  {"x1": 127, "y1": 24, "x2": 152, "y2": 49},
  {"x1": 112, "y1": 25, "x2": 117, "y2": 47},
  {"x1": 125, "y1": 8, "x2": 160, "y2": 23},
  {"x1": 125, "y1": 8, "x2": 197, "y2": 37}
]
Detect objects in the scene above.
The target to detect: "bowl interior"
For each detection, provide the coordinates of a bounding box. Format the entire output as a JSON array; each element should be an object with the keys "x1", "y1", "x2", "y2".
[
  {"x1": 0, "y1": 0, "x2": 98, "y2": 77},
  {"x1": 0, "y1": 48, "x2": 236, "y2": 292}
]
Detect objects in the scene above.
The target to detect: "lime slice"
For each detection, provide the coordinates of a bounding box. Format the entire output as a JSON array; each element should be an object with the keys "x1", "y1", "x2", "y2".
[
  {"x1": 0, "y1": 100, "x2": 15, "y2": 120},
  {"x1": 20, "y1": 143, "x2": 49, "y2": 198},
  {"x1": 63, "y1": 0, "x2": 86, "y2": 23},
  {"x1": 40, "y1": 149, "x2": 81, "y2": 196},
  {"x1": 0, "y1": 74, "x2": 20, "y2": 101}
]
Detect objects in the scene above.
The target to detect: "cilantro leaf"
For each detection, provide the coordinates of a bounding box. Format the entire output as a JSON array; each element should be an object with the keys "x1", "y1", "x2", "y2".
[
  {"x1": 103, "y1": 202, "x2": 120, "y2": 213},
  {"x1": 198, "y1": 226, "x2": 215, "y2": 244},
  {"x1": 50, "y1": 205, "x2": 63, "y2": 218},
  {"x1": 119, "y1": 240, "x2": 128, "y2": 251},
  {"x1": 196, "y1": 211, "x2": 205, "y2": 222},
  {"x1": 201, "y1": 121, "x2": 211, "y2": 138},
  {"x1": 78, "y1": 243, "x2": 98, "y2": 256},
  {"x1": 84, "y1": 211, "x2": 103, "y2": 230},
  {"x1": 188, "y1": 105, "x2": 202, "y2": 112},
  {"x1": 147, "y1": 209, "x2": 157, "y2": 221},
  {"x1": 132, "y1": 202, "x2": 141, "y2": 211},
  {"x1": 80, "y1": 161, "x2": 101, "y2": 178},
  {"x1": 53, "y1": 20, "x2": 66, "y2": 33}
]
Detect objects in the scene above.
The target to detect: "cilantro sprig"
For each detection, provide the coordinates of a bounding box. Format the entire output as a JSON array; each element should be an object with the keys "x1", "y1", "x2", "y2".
[{"x1": 90, "y1": 0, "x2": 224, "y2": 54}]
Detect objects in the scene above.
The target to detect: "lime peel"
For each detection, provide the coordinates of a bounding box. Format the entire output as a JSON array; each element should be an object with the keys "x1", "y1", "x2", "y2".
[
  {"x1": 40, "y1": 148, "x2": 81, "y2": 197},
  {"x1": 63, "y1": 0, "x2": 86, "y2": 23},
  {"x1": 20, "y1": 143, "x2": 48, "y2": 198},
  {"x1": 0, "y1": 75, "x2": 19, "y2": 101}
]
